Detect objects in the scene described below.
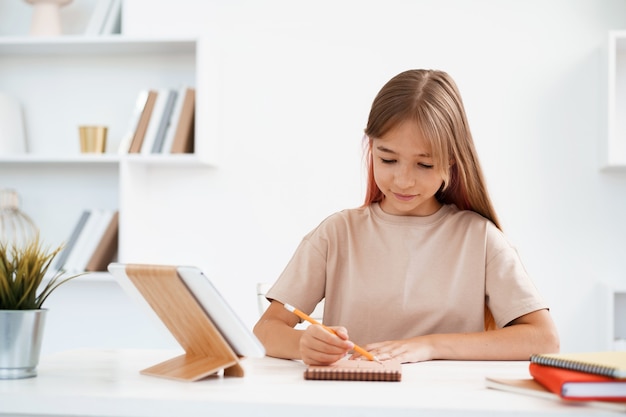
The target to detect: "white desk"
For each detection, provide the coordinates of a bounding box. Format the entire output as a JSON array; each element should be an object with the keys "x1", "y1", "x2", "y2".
[{"x1": 0, "y1": 349, "x2": 619, "y2": 417}]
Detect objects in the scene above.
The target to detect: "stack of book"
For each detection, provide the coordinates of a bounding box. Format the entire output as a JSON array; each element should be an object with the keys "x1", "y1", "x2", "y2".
[
  {"x1": 83, "y1": 0, "x2": 122, "y2": 36},
  {"x1": 55, "y1": 209, "x2": 119, "y2": 273},
  {"x1": 118, "y1": 87, "x2": 196, "y2": 155},
  {"x1": 486, "y1": 351, "x2": 626, "y2": 412}
]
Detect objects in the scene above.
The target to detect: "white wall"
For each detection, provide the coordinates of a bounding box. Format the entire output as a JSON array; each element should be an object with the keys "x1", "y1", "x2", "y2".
[{"x1": 3, "y1": 0, "x2": 626, "y2": 355}]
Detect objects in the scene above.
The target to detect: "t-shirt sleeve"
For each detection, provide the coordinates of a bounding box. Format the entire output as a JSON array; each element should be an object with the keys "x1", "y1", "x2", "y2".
[
  {"x1": 265, "y1": 234, "x2": 327, "y2": 317},
  {"x1": 485, "y1": 224, "x2": 549, "y2": 328}
]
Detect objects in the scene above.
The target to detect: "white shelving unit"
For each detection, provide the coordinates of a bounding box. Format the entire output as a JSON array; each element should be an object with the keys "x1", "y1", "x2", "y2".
[
  {"x1": 605, "y1": 31, "x2": 626, "y2": 349},
  {"x1": 0, "y1": 36, "x2": 213, "y2": 262},
  {"x1": 607, "y1": 286, "x2": 626, "y2": 350},
  {"x1": 605, "y1": 31, "x2": 626, "y2": 171}
]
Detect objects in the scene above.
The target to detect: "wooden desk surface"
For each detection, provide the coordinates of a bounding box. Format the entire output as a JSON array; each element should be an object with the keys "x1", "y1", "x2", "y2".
[{"x1": 0, "y1": 349, "x2": 619, "y2": 417}]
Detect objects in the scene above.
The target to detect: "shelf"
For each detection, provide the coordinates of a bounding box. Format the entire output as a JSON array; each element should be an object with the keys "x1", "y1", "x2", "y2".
[
  {"x1": 121, "y1": 154, "x2": 208, "y2": 166},
  {"x1": 606, "y1": 284, "x2": 626, "y2": 350},
  {"x1": 43, "y1": 271, "x2": 114, "y2": 284},
  {"x1": 0, "y1": 154, "x2": 206, "y2": 166},
  {"x1": 0, "y1": 154, "x2": 120, "y2": 164},
  {"x1": 0, "y1": 36, "x2": 196, "y2": 56},
  {"x1": 604, "y1": 31, "x2": 626, "y2": 171},
  {"x1": 612, "y1": 289, "x2": 626, "y2": 348},
  {"x1": 1, "y1": 35, "x2": 206, "y2": 258},
  {"x1": 1, "y1": 37, "x2": 198, "y2": 157}
]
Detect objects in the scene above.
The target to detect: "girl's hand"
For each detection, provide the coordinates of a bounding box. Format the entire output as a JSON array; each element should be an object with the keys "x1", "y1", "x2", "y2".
[
  {"x1": 351, "y1": 337, "x2": 434, "y2": 363},
  {"x1": 300, "y1": 324, "x2": 354, "y2": 365}
]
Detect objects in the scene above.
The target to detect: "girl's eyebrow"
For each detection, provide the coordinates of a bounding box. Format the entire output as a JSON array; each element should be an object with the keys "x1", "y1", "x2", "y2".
[
  {"x1": 376, "y1": 145, "x2": 396, "y2": 154},
  {"x1": 375, "y1": 145, "x2": 431, "y2": 158}
]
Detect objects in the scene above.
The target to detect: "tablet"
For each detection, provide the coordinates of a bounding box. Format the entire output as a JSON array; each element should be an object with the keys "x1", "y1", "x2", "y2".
[{"x1": 108, "y1": 263, "x2": 265, "y2": 359}]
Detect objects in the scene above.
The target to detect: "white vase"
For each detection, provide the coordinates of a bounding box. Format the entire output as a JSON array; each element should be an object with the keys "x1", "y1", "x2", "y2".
[
  {"x1": 0, "y1": 93, "x2": 27, "y2": 155},
  {"x1": 0, "y1": 189, "x2": 39, "y2": 249},
  {"x1": 0, "y1": 309, "x2": 47, "y2": 379},
  {"x1": 24, "y1": 0, "x2": 73, "y2": 36}
]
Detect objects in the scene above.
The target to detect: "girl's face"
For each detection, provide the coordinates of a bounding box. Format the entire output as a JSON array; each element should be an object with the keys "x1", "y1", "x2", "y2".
[{"x1": 372, "y1": 119, "x2": 447, "y2": 216}]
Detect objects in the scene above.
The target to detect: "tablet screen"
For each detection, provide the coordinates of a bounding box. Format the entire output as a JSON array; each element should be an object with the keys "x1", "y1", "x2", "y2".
[{"x1": 176, "y1": 266, "x2": 265, "y2": 358}]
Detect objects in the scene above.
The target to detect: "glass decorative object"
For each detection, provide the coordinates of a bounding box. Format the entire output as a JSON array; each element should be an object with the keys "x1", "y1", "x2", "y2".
[{"x1": 0, "y1": 189, "x2": 39, "y2": 248}]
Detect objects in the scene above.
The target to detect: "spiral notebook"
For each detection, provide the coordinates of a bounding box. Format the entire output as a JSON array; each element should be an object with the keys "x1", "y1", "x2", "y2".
[
  {"x1": 304, "y1": 359, "x2": 402, "y2": 382},
  {"x1": 530, "y1": 351, "x2": 626, "y2": 379},
  {"x1": 485, "y1": 377, "x2": 626, "y2": 413}
]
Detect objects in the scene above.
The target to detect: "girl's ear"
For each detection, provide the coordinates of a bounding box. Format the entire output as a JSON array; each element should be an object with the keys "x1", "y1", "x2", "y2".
[{"x1": 449, "y1": 158, "x2": 456, "y2": 167}]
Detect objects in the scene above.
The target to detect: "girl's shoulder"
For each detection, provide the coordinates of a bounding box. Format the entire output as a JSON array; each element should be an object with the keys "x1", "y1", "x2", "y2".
[
  {"x1": 442, "y1": 205, "x2": 511, "y2": 243},
  {"x1": 443, "y1": 206, "x2": 516, "y2": 256},
  {"x1": 302, "y1": 206, "x2": 372, "y2": 238},
  {"x1": 316, "y1": 205, "x2": 371, "y2": 228},
  {"x1": 446, "y1": 204, "x2": 497, "y2": 228}
]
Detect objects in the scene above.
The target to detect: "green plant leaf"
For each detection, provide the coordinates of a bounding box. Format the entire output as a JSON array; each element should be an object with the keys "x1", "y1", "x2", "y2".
[{"x1": 0, "y1": 235, "x2": 81, "y2": 310}]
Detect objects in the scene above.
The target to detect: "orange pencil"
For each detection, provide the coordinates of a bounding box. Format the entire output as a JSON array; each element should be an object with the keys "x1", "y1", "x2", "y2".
[{"x1": 284, "y1": 303, "x2": 380, "y2": 362}]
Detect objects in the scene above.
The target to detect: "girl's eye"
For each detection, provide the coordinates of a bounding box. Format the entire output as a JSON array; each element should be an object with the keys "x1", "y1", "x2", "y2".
[
  {"x1": 418, "y1": 163, "x2": 434, "y2": 169},
  {"x1": 380, "y1": 158, "x2": 396, "y2": 164}
]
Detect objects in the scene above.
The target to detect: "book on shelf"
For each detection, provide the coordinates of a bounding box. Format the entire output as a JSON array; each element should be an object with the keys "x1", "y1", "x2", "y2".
[
  {"x1": 118, "y1": 90, "x2": 150, "y2": 154},
  {"x1": 128, "y1": 90, "x2": 158, "y2": 153},
  {"x1": 100, "y1": 0, "x2": 122, "y2": 35},
  {"x1": 60, "y1": 209, "x2": 104, "y2": 273},
  {"x1": 150, "y1": 89, "x2": 179, "y2": 153},
  {"x1": 140, "y1": 89, "x2": 171, "y2": 155},
  {"x1": 123, "y1": 86, "x2": 195, "y2": 155},
  {"x1": 83, "y1": 0, "x2": 113, "y2": 35},
  {"x1": 304, "y1": 359, "x2": 402, "y2": 382},
  {"x1": 74, "y1": 210, "x2": 115, "y2": 272},
  {"x1": 485, "y1": 376, "x2": 626, "y2": 413},
  {"x1": 169, "y1": 87, "x2": 195, "y2": 154},
  {"x1": 159, "y1": 85, "x2": 189, "y2": 154},
  {"x1": 529, "y1": 362, "x2": 626, "y2": 401},
  {"x1": 530, "y1": 351, "x2": 626, "y2": 379},
  {"x1": 54, "y1": 210, "x2": 91, "y2": 270},
  {"x1": 85, "y1": 211, "x2": 119, "y2": 272},
  {"x1": 57, "y1": 209, "x2": 119, "y2": 273}
]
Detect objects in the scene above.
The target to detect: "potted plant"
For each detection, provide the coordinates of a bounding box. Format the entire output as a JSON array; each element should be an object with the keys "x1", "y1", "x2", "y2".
[{"x1": 0, "y1": 236, "x2": 79, "y2": 379}]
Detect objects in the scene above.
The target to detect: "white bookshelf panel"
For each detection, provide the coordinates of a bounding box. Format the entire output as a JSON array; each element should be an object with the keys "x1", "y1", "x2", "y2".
[
  {"x1": 605, "y1": 31, "x2": 626, "y2": 170},
  {"x1": 0, "y1": 37, "x2": 208, "y2": 267},
  {"x1": 0, "y1": 37, "x2": 196, "y2": 157},
  {"x1": 0, "y1": 163, "x2": 119, "y2": 250},
  {"x1": 613, "y1": 290, "x2": 626, "y2": 349}
]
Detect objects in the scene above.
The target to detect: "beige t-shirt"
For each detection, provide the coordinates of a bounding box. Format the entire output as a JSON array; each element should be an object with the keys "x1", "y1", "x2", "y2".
[{"x1": 266, "y1": 203, "x2": 548, "y2": 346}]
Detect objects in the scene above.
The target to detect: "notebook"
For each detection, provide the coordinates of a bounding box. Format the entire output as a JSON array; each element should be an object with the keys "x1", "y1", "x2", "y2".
[
  {"x1": 529, "y1": 362, "x2": 626, "y2": 401},
  {"x1": 485, "y1": 377, "x2": 626, "y2": 413},
  {"x1": 530, "y1": 351, "x2": 626, "y2": 379},
  {"x1": 304, "y1": 359, "x2": 402, "y2": 382}
]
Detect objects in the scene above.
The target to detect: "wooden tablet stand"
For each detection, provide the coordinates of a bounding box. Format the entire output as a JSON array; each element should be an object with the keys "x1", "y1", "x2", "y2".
[{"x1": 124, "y1": 264, "x2": 244, "y2": 381}]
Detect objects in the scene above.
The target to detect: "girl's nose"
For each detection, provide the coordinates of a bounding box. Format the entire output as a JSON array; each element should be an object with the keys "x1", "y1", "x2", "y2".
[{"x1": 394, "y1": 165, "x2": 415, "y2": 189}]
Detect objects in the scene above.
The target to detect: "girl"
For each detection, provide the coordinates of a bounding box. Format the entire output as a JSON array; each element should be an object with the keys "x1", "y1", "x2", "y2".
[{"x1": 254, "y1": 69, "x2": 559, "y2": 365}]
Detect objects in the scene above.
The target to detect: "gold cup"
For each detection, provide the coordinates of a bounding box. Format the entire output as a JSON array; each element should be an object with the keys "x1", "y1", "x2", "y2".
[{"x1": 78, "y1": 125, "x2": 107, "y2": 153}]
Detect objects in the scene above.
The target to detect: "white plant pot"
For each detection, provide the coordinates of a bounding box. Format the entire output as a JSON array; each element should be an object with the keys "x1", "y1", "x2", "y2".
[{"x1": 0, "y1": 309, "x2": 47, "y2": 379}]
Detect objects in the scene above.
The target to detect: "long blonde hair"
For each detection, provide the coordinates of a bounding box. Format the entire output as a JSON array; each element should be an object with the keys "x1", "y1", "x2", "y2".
[
  {"x1": 363, "y1": 69, "x2": 498, "y2": 330},
  {"x1": 363, "y1": 69, "x2": 501, "y2": 230}
]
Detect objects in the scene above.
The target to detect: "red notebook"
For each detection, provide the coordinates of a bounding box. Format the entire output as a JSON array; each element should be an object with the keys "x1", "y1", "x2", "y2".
[{"x1": 529, "y1": 362, "x2": 626, "y2": 401}]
